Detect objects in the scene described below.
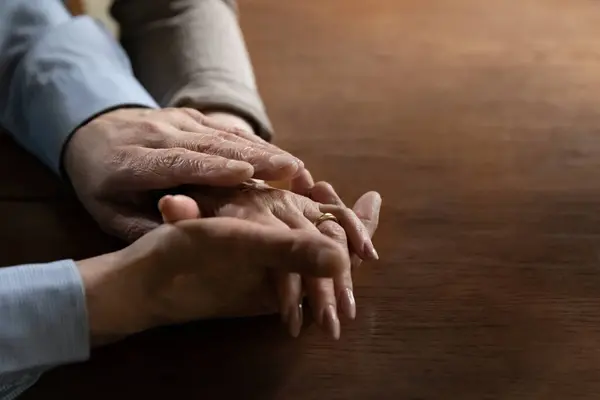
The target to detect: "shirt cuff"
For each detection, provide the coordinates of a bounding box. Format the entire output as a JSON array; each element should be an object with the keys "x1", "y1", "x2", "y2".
[
  {"x1": 0, "y1": 260, "x2": 90, "y2": 375},
  {"x1": 8, "y1": 16, "x2": 158, "y2": 175}
]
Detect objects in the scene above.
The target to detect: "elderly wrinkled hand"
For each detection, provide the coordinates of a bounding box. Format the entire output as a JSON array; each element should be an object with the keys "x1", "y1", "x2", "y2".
[
  {"x1": 159, "y1": 181, "x2": 381, "y2": 339},
  {"x1": 63, "y1": 107, "x2": 305, "y2": 241}
]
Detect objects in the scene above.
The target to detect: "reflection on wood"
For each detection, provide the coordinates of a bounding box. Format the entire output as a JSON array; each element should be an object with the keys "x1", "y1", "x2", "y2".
[{"x1": 7, "y1": 0, "x2": 600, "y2": 398}]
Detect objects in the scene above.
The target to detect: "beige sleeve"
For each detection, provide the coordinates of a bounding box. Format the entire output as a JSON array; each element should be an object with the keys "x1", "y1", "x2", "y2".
[{"x1": 110, "y1": 0, "x2": 273, "y2": 140}]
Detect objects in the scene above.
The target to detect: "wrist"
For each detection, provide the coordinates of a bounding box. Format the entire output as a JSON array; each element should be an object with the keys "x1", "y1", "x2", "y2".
[{"x1": 76, "y1": 247, "x2": 155, "y2": 347}]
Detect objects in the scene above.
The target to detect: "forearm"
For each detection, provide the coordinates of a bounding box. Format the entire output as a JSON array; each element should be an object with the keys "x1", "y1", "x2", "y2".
[
  {"x1": 112, "y1": 0, "x2": 273, "y2": 140},
  {"x1": 0, "y1": 261, "x2": 89, "y2": 399},
  {"x1": 0, "y1": 0, "x2": 158, "y2": 175}
]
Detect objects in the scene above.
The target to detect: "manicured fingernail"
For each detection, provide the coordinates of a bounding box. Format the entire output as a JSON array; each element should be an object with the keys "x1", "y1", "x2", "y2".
[
  {"x1": 288, "y1": 304, "x2": 303, "y2": 338},
  {"x1": 363, "y1": 241, "x2": 379, "y2": 260},
  {"x1": 340, "y1": 288, "x2": 356, "y2": 320},
  {"x1": 226, "y1": 160, "x2": 252, "y2": 172},
  {"x1": 269, "y1": 155, "x2": 298, "y2": 170},
  {"x1": 322, "y1": 304, "x2": 340, "y2": 340}
]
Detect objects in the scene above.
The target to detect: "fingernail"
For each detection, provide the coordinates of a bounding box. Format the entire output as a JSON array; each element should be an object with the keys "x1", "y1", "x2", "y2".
[
  {"x1": 269, "y1": 155, "x2": 298, "y2": 170},
  {"x1": 226, "y1": 160, "x2": 252, "y2": 173},
  {"x1": 340, "y1": 288, "x2": 356, "y2": 320},
  {"x1": 157, "y1": 195, "x2": 173, "y2": 211},
  {"x1": 363, "y1": 241, "x2": 379, "y2": 260},
  {"x1": 288, "y1": 304, "x2": 303, "y2": 338},
  {"x1": 322, "y1": 304, "x2": 341, "y2": 340}
]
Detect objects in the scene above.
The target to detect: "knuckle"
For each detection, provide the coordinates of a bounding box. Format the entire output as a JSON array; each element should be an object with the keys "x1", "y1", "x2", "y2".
[
  {"x1": 312, "y1": 181, "x2": 342, "y2": 205},
  {"x1": 218, "y1": 129, "x2": 244, "y2": 141},
  {"x1": 107, "y1": 148, "x2": 131, "y2": 168},
  {"x1": 101, "y1": 149, "x2": 134, "y2": 189},
  {"x1": 176, "y1": 139, "x2": 200, "y2": 152},
  {"x1": 321, "y1": 221, "x2": 347, "y2": 242},
  {"x1": 157, "y1": 149, "x2": 188, "y2": 171},
  {"x1": 180, "y1": 107, "x2": 206, "y2": 122},
  {"x1": 138, "y1": 120, "x2": 164, "y2": 134},
  {"x1": 195, "y1": 157, "x2": 220, "y2": 174},
  {"x1": 228, "y1": 147, "x2": 247, "y2": 161},
  {"x1": 315, "y1": 181, "x2": 335, "y2": 193}
]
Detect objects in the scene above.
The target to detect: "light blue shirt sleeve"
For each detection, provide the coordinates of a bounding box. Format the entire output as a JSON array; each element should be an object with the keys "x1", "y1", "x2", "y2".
[
  {"x1": 0, "y1": 0, "x2": 159, "y2": 175},
  {"x1": 0, "y1": 260, "x2": 90, "y2": 399}
]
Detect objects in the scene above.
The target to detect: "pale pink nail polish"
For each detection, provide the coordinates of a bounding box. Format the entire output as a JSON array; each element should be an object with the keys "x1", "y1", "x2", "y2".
[
  {"x1": 323, "y1": 305, "x2": 341, "y2": 340},
  {"x1": 340, "y1": 288, "x2": 356, "y2": 320},
  {"x1": 288, "y1": 304, "x2": 303, "y2": 338},
  {"x1": 363, "y1": 241, "x2": 379, "y2": 260}
]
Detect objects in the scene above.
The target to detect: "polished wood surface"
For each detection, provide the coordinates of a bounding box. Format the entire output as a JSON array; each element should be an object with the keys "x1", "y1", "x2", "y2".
[{"x1": 8, "y1": 0, "x2": 600, "y2": 398}]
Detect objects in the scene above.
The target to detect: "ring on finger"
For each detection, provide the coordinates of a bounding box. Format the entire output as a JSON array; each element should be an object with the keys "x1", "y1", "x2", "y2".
[{"x1": 314, "y1": 212, "x2": 339, "y2": 228}]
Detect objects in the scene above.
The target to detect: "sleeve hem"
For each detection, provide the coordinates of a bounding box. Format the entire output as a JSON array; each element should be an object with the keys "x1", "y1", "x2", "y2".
[
  {"x1": 168, "y1": 76, "x2": 274, "y2": 142},
  {"x1": 2, "y1": 16, "x2": 159, "y2": 175},
  {"x1": 0, "y1": 260, "x2": 90, "y2": 375}
]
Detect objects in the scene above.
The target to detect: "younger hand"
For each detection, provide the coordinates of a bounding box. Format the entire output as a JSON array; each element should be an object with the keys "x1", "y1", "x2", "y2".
[{"x1": 77, "y1": 210, "x2": 348, "y2": 345}]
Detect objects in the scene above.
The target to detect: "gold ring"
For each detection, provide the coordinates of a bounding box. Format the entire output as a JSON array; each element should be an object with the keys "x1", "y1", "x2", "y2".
[{"x1": 314, "y1": 212, "x2": 339, "y2": 227}]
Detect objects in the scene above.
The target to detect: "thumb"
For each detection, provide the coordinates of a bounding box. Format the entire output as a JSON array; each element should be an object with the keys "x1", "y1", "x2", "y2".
[
  {"x1": 352, "y1": 191, "x2": 381, "y2": 238},
  {"x1": 158, "y1": 195, "x2": 201, "y2": 223},
  {"x1": 350, "y1": 191, "x2": 382, "y2": 268},
  {"x1": 176, "y1": 217, "x2": 350, "y2": 278}
]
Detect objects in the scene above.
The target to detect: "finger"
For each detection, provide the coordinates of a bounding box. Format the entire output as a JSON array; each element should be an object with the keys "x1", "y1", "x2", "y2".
[
  {"x1": 173, "y1": 131, "x2": 301, "y2": 181},
  {"x1": 158, "y1": 195, "x2": 201, "y2": 223},
  {"x1": 305, "y1": 203, "x2": 378, "y2": 261},
  {"x1": 174, "y1": 109, "x2": 306, "y2": 179},
  {"x1": 200, "y1": 112, "x2": 282, "y2": 150},
  {"x1": 108, "y1": 147, "x2": 254, "y2": 190},
  {"x1": 290, "y1": 168, "x2": 315, "y2": 197},
  {"x1": 95, "y1": 203, "x2": 161, "y2": 242},
  {"x1": 350, "y1": 191, "x2": 382, "y2": 268},
  {"x1": 310, "y1": 181, "x2": 344, "y2": 206},
  {"x1": 280, "y1": 213, "x2": 345, "y2": 339},
  {"x1": 317, "y1": 221, "x2": 356, "y2": 321},
  {"x1": 175, "y1": 217, "x2": 350, "y2": 278},
  {"x1": 310, "y1": 181, "x2": 370, "y2": 267},
  {"x1": 252, "y1": 214, "x2": 304, "y2": 338}
]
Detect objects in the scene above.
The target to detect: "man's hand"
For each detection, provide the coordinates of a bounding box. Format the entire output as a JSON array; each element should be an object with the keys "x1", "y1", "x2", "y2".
[
  {"x1": 63, "y1": 107, "x2": 304, "y2": 241},
  {"x1": 76, "y1": 210, "x2": 349, "y2": 346}
]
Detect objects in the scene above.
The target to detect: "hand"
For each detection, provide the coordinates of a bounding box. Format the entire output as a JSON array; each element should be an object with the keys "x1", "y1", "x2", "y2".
[
  {"x1": 171, "y1": 111, "x2": 382, "y2": 338},
  {"x1": 203, "y1": 111, "x2": 256, "y2": 134},
  {"x1": 64, "y1": 107, "x2": 304, "y2": 241},
  {"x1": 76, "y1": 201, "x2": 349, "y2": 346},
  {"x1": 171, "y1": 181, "x2": 380, "y2": 339}
]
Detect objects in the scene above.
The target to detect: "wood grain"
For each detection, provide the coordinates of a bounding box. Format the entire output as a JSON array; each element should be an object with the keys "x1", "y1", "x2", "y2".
[{"x1": 7, "y1": 0, "x2": 600, "y2": 398}]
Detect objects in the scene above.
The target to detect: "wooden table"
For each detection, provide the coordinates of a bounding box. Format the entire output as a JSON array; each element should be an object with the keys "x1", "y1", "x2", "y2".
[{"x1": 7, "y1": 0, "x2": 600, "y2": 398}]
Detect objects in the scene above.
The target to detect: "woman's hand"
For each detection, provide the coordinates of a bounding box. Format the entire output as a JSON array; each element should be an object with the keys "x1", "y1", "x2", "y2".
[
  {"x1": 164, "y1": 181, "x2": 381, "y2": 339},
  {"x1": 79, "y1": 202, "x2": 349, "y2": 346}
]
